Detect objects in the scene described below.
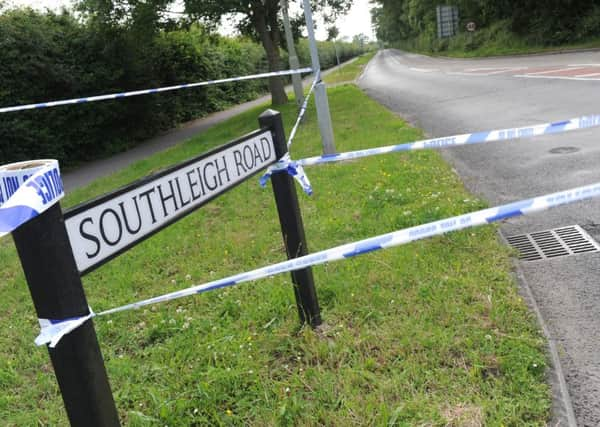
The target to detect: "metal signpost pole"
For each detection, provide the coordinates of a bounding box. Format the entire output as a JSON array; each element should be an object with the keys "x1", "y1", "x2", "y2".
[
  {"x1": 282, "y1": 0, "x2": 305, "y2": 108},
  {"x1": 259, "y1": 110, "x2": 322, "y2": 327},
  {"x1": 302, "y1": 0, "x2": 336, "y2": 155},
  {"x1": 12, "y1": 203, "x2": 120, "y2": 427}
]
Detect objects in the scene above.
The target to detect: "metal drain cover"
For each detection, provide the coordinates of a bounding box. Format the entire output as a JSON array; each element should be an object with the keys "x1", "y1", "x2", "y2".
[
  {"x1": 506, "y1": 225, "x2": 600, "y2": 261},
  {"x1": 549, "y1": 146, "x2": 579, "y2": 154}
]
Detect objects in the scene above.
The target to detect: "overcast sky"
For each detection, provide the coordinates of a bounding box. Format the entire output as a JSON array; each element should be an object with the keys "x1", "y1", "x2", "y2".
[{"x1": 6, "y1": 0, "x2": 375, "y2": 41}]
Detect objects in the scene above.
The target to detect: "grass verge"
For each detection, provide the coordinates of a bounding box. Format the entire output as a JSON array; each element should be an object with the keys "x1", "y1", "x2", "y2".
[
  {"x1": 322, "y1": 52, "x2": 376, "y2": 85},
  {"x1": 394, "y1": 21, "x2": 600, "y2": 59},
  {"x1": 0, "y1": 79, "x2": 550, "y2": 424},
  {"x1": 440, "y1": 37, "x2": 600, "y2": 59}
]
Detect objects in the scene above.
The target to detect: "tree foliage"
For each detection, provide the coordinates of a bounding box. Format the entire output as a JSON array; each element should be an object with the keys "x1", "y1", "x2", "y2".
[
  {"x1": 183, "y1": 0, "x2": 354, "y2": 104},
  {"x1": 371, "y1": 0, "x2": 600, "y2": 47},
  {"x1": 0, "y1": 6, "x2": 366, "y2": 166}
]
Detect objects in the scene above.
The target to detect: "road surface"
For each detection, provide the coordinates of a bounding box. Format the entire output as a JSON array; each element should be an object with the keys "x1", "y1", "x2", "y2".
[{"x1": 359, "y1": 49, "x2": 600, "y2": 426}]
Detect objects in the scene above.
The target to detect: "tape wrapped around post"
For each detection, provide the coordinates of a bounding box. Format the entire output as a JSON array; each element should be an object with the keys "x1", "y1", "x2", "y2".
[
  {"x1": 259, "y1": 154, "x2": 313, "y2": 195},
  {"x1": 36, "y1": 309, "x2": 95, "y2": 348},
  {"x1": 0, "y1": 159, "x2": 64, "y2": 238}
]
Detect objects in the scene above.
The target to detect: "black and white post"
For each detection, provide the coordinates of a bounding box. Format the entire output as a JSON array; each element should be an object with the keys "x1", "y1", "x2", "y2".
[
  {"x1": 259, "y1": 109, "x2": 322, "y2": 327},
  {"x1": 12, "y1": 203, "x2": 120, "y2": 427}
]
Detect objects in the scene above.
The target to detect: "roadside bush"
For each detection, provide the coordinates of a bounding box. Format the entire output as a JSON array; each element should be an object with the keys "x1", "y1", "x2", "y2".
[
  {"x1": 578, "y1": 5, "x2": 600, "y2": 40},
  {"x1": 296, "y1": 39, "x2": 366, "y2": 69},
  {"x1": 376, "y1": 0, "x2": 600, "y2": 55},
  {"x1": 0, "y1": 5, "x2": 367, "y2": 168},
  {"x1": 0, "y1": 8, "x2": 276, "y2": 167}
]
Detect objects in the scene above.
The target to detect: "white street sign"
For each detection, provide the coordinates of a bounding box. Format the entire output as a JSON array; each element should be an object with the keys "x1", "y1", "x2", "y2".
[{"x1": 65, "y1": 130, "x2": 275, "y2": 273}]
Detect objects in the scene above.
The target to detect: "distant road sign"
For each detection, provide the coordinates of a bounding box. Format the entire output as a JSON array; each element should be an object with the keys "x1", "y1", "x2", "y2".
[
  {"x1": 436, "y1": 5, "x2": 459, "y2": 38},
  {"x1": 466, "y1": 22, "x2": 476, "y2": 32},
  {"x1": 65, "y1": 129, "x2": 275, "y2": 274}
]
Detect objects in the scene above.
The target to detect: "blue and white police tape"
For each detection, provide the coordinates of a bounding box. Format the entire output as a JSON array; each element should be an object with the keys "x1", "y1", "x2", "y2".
[
  {"x1": 36, "y1": 179, "x2": 600, "y2": 346},
  {"x1": 259, "y1": 153, "x2": 313, "y2": 195},
  {"x1": 36, "y1": 309, "x2": 95, "y2": 348},
  {"x1": 0, "y1": 68, "x2": 313, "y2": 114},
  {"x1": 287, "y1": 69, "x2": 321, "y2": 148},
  {"x1": 0, "y1": 160, "x2": 64, "y2": 238},
  {"x1": 259, "y1": 70, "x2": 320, "y2": 193},
  {"x1": 264, "y1": 114, "x2": 600, "y2": 177}
]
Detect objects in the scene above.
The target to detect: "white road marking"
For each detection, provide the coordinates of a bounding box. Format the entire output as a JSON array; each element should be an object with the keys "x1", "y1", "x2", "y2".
[
  {"x1": 465, "y1": 67, "x2": 504, "y2": 71},
  {"x1": 465, "y1": 66, "x2": 526, "y2": 72},
  {"x1": 447, "y1": 71, "x2": 512, "y2": 76},
  {"x1": 525, "y1": 67, "x2": 585, "y2": 75},
  {"x1": 480, "y1": 67, "x2": 527, "y2": 75},
  {"x1": 409, "y1": 67, "x2": 438, "y2": 73},
  {"x1": 575, "y1": 72, "x2": 600, "y2": 78},
  {"x1": 447, "y1": 72, "x2": 483, "y2": 76},
  {"x1": 568, "y1": 63, "x2": 600, "y2": 67},
  {"x1": 514, "y1": 74, "x2": 600, "y2": 81},
  {"x1": 452, "y1": 67, "x2": 527, "y2": 76}
]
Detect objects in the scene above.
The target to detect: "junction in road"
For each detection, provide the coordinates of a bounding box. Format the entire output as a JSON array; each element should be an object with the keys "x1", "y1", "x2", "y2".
[{"x1": 360, "y1": 49, "x2": 600, "y2": 426}]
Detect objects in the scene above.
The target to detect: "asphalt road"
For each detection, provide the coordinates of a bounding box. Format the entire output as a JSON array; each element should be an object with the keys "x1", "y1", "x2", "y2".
[{"x1": 359, "y1": 49, "x2": 600, "y2": 426}]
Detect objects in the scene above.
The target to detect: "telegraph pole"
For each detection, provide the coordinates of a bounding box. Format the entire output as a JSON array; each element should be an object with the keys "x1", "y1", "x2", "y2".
[
  {"x1": 302, "y1": 0, "x2": 336, "y2": 155},
  {"x1": 282, "y1": 0, "x2": 305, "y2": 108}
]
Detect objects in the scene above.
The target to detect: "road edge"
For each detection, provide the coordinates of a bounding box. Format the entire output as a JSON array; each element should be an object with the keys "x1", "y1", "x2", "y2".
[{"x1": 498, "y1": 233, "x2": 578, "y2": 427}]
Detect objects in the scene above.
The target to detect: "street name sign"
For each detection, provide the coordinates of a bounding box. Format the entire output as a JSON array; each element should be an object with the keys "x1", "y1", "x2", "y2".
[{"x1": 65, "y1": 129, "x2": 275, "y2": 274}]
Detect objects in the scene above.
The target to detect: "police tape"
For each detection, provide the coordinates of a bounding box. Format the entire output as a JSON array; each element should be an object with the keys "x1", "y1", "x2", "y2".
[
  {"x1": 262, "y1": 114, "x2": 600, "y2": 193},
  {"x1": 259, "y1": 70, "x2": 320, "y2": 194},
  {"x1": 0, "y1": 68, "x2": 313, "y2": 114},
  {"x1": 0, "y1": 160, "x2": 64, "y2": 238},
  {"x1": 36, "y1": 179, "x2": 600, "y2": 347},
  {"x1": 287, "y1": 69, "x2": 321, "y2": 148},
  {"x1": 259, "y1": 153, "x2": 314, "y2": 195}
]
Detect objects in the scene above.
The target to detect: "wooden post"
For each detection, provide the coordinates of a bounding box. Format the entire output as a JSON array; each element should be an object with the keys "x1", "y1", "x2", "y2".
[
  {"x1": 12, "y1": 203, "x2": 120, "y2": 426},
  {"x1": 259, "y1": 109, "x2": 322, "y2": 327}
]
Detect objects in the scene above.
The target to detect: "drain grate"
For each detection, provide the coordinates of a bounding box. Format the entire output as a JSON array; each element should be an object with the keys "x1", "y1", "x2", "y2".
[{"x1": 506, "y1": 225, "x2": 600, "y2": 261}]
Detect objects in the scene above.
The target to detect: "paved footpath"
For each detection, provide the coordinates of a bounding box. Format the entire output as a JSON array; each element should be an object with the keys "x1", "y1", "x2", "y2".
[
  {"x1": 62, "y1": 59, "x2": 358, "y2": 192},
  {"x1": 62, "y1": 96, "x2": 270, "y2": 191}
]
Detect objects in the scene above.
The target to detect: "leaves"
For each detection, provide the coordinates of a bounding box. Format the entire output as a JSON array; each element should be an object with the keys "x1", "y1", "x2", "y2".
[{"x1": 372, "y1": 0, "x2": 600, "y2": 46}]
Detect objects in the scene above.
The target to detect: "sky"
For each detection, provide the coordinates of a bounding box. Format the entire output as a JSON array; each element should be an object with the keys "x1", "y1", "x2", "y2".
[{"x1": 6, "y1": 0, "x2": 375, "y2": 41}]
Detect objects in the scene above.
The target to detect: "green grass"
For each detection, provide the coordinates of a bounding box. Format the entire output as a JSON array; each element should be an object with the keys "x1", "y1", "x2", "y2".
[
  {"x1": 0, "y1": 83, "x2": 551, "y2": 425},
  {"x1": 322, "y1": 52, "x2": 376, "y2": 85},
  {"x1": 394, "y1": 20, "x2": 600, "y2": 59},
  {"x1": 442, "y1": 36, "x2": 600, "y2": 58}
]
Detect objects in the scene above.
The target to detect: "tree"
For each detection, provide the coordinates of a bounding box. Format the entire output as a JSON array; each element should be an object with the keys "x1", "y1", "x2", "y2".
[
  {"x1": 352, "y1": 33, "x2": 369, "y2": 48},
  {"x1": 370, "y1": 0, "x2": 600, "y2": 47},
  {"x1": 183, "y1": 0, "x2": 354, "y2": 105},
  {"x1": 74, "y1": 0, "x2": 353, "y2": 105},
  {"x1": 326, "y1": 25, "x2": 339, "y2": 41}
]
